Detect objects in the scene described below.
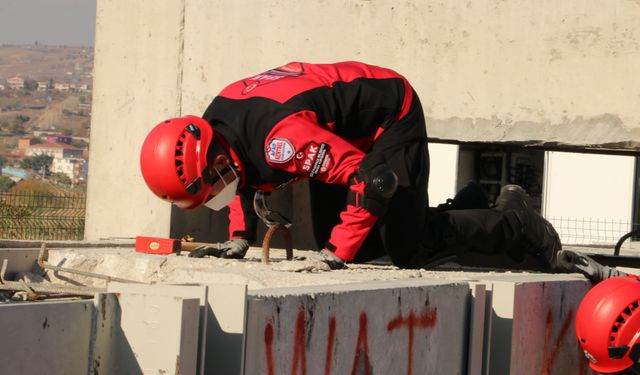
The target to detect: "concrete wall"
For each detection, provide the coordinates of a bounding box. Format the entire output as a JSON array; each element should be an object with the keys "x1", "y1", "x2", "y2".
[
  {"x1": 0, "y1": 300, "x2": 94, "y2": 374},
  {"x1": 244, "y1": 280, "x2": 470, "y2": 375},
  {"x1": 543, "y1": 151, "x2": 635, "y2": 245},
  {"x1": 478, "y1": 275, "x2": 595, "y2": 375},
  {"x1": 0, "y1": 260, "x2": 598, "y2": 374},
  {"x1": 86, "y1": 0, "x2": 640, "y2": 241}
]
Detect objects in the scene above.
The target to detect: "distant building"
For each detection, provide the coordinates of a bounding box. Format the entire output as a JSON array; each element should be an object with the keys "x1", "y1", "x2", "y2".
[
  {"x1": 51, "y1": 157, "x2": 87, "y2": 184},
  {"x1": 53, "y1": 82, "x2": 70, "y2": 92},
  {"x1": 45, "y1": 134, "x2": 72, "y2": 145},
  {"x1": 7, "y1": 76, "x2": 24, "y2": 90},
  {"x1": 18, "y1": 138, "x2": 37, "y2": 154},
  {"x1": 0, "y1": 84, "x2": 5, "y2": 91},
  {"x1": 37, "y1": 81, "x2": 49, "y2": 91},
  {"x1": 26, "y1": 142, "x2": 83, "y2": 159}
]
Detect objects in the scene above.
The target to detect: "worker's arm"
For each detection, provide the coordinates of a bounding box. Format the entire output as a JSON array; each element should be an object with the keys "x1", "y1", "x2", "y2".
[
  {"x1": 228, "y1": 186, "x2": 258, "y2": 243},
  {"x1": 264, "y1": 110, "x2": 389, "y2": 262}
]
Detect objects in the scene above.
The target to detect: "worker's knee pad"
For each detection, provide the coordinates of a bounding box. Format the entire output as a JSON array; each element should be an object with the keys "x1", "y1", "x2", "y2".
[{"x1": 347, "y1": 158, "x2": 398, "y2": 216}]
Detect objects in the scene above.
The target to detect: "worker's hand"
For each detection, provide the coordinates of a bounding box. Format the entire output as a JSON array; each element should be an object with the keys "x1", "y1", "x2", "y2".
[
  {"x1": 557, "y1": 250, "x2": 628, "y2": 282},
  {"x1": 188, "y1": 239, "x2": 250, "y2": 259},
  {"x1": 304, "y1": 249, "x2": 347, "y2": 270}
]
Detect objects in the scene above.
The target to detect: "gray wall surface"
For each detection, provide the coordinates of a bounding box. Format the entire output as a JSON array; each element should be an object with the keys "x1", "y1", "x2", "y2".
[{"x1": 86, "y1": 0, "x2": 640, "y2": 240}]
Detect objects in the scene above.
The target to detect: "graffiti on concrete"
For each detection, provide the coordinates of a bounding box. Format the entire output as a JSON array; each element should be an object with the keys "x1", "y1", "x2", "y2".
[
  {"x1": 263, "y1": 306, "x2": 438, "y2": 375},
  {"x1": 351, "y1": 312, "x2": 372, "y2": 375},
  {"x1": 387, "y1": 309, "x2": 438, "y2": 375},
  {"x1": 541, "y1": 308, "x2": 574, "y2": 375}
]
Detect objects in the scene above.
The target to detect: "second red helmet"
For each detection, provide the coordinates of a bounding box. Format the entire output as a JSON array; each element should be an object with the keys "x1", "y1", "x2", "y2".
[{"x1": 576, "y1": 276, "x2": 640, "y2": 374}]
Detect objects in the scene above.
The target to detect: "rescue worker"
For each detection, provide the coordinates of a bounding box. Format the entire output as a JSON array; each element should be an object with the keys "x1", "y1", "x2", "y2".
[{"x1": 140, "y1": 61, "x2": 562, "y2": 270}]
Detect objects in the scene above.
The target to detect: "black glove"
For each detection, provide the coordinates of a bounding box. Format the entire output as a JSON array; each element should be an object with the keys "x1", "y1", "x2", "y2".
[
  {"x1": 557, "y1": 250, "x2": 628, "y2": 282},
  {"x1": 304, "y1": 249, "x2": 347, "y2": 270},
  {"x1": 188, "y1": 239, "x2": 250, "y2": 259}
]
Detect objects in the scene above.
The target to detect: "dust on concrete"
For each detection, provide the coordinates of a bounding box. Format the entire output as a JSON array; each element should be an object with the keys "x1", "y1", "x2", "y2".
[{"x1": 43, "y1": 246, "x2": 521, "y2": 290}]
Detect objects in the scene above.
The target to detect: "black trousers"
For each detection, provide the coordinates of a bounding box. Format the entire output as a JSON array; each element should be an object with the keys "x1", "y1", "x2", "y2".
[{"x1": 310, "y1": 95, "x2": 547, "y2": 270}]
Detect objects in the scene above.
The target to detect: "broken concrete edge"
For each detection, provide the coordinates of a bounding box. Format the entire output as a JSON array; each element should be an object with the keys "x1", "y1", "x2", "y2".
[
  {"x1": 246, "y1": 278, "x2": 469, "y2": 297},
  {"x1": 0, "y1": 239, "x2": 136, "y2": 249}
]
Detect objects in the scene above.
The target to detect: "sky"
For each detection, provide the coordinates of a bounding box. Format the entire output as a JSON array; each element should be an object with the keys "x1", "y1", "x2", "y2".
[{"x1": 0, "y1": 0, "x2": 96, "y2": 46}]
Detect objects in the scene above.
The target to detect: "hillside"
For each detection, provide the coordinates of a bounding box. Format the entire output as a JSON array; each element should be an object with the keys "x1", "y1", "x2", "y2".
[
  {"x1": 0, "y1": 45, "x2": 93, "y2": 161},
  {"x1": 0, "y1": 44, "x2": 93, "y2": 83}
]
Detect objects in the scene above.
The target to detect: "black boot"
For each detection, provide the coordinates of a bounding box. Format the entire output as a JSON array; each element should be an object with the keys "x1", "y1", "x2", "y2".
[
  {"x1": 493, "y1": 184, "x2": 562, "y2": 270},
  {"x1": 504, "y1": 207, "x2": 563, "y2": 270},
  {"x1": 494, "y1": 184, "x2": 533, "y2": 212}
]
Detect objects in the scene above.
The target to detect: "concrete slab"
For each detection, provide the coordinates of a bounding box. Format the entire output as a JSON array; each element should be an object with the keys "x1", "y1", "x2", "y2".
[
  {"x1": 0, "y1": 300, "x2": 94, "y2": 374},
  {"x1": 467, "y1": 283, "x2": 488, "y2": 375},
  {"x1": 92, "y1": 292, "x2": 200, "y2": 375},
  {"x1": 207, "y1": 283, "x2": 248, "y2": 375},
  {"x1": 107, "y1": 282, "x2": 209, "y2": 375},
  {"x1": 477, "y1": 275, "x2": 596, "y2": 375},
  {"x1": 244, "y1": 280, "x2": 470, "y2": 375}
]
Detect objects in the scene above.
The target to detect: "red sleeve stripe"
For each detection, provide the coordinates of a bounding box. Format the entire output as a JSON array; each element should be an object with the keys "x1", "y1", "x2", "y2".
[
  {"x1": 396, "y1": 78, "x2": 413, "y2": 120},
  {"x1": 227, "y1": 195, "x2": 246, "y2": 239}
]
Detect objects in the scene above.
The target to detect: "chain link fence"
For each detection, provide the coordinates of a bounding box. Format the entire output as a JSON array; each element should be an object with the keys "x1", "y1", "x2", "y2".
[
  {"x1": 547, "y1": 216, "x2": 638, "y2": 247},
  {"x1": 0, "y1": 191, "x2": 86, "y2": 240}
]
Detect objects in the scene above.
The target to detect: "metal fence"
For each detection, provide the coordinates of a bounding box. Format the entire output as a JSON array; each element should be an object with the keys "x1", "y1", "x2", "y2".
[
  {"x1": 547, "y1": 216, "x2": 638, "y2": 247},
  {"x1": 0, "y1": 191, "x2": 86, "y2": 240}
]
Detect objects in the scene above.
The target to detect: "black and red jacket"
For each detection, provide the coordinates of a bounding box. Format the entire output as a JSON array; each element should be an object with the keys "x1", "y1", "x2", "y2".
[{"x1": 202, "y1": 61, "x2": 418, "y2": 261}]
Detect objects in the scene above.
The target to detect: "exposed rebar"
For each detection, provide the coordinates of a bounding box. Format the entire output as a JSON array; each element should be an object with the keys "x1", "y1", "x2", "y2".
[
  {"x1": 261, "y1": 224, "x2": 293, "y2": 265},
  {"x1": 0, "y1": 280, "x2": 104, "y2": 297},
  {"x1": 37, "y1": 244, "x2": 142, "y2": 284}
]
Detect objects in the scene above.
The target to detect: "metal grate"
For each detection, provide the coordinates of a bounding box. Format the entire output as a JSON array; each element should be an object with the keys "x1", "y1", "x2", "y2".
[
  {"x1": 547, "y1": 216, "x2": 638, "y2": 247},
  {"x1": 0, "y1": 191, "x2": 86, "y2": 240}
]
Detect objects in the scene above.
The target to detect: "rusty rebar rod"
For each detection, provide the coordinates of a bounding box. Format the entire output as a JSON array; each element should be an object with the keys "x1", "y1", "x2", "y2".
[
  {"x1": 0, "y1": 281, "x2": 104, "y2": 297},
  {"x1": 37, "y1": 244, "x2": 142, "y2": 284},
  {"x1": 0, "y1": 259, "x2": 104, "y2": 298},
  {"x1": 261, "y1": 224, "x2": 293, "y2": 265}
]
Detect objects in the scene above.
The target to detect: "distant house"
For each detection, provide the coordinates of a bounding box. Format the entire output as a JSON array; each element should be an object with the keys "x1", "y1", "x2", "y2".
[
  {"x1": 0, "y1": 84, "x2": 5, "y2": 91},
  {"x1": 53, "y1": 82, "x2": 70, "y2": 92},
  {"x1": 51, "y1": 157, "x2": 87, "y2": 184},
  {"x1": 37, "y1": 81, "x2": 49, "y2": 91},
  {"x1": 26, "y1": 142, "x2": 83, "y2": 159},
  {"x1": 45, "y1": 134, "x2": 72, "y2": 145},
  {"x1": 18, "y1": 138, "x2": 37, "y2": 155},
  {"x1": 7, "y1": 76, "x2": 24, "y2": 90}
]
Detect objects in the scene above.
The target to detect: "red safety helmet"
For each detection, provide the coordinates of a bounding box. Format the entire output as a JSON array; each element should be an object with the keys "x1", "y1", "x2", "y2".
[
  {"x1": 576, "y1": 276, "x2": 640, "y2": 374},
  {"x1": 140, "y1": 116, "x2": 215, "y2": 209}
]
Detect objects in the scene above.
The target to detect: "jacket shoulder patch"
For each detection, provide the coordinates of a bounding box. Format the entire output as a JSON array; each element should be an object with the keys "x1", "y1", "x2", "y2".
[
  {"x1": 295, "y1": 142, "x2": 332, "y2": 178},
  {"x1": 265, "y1": 138, "x2": 295, "y2": 163}
]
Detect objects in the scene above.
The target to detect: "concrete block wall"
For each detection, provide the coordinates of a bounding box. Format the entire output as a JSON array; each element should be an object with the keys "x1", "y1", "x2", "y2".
[
  {"x1": 92, "y1": 292, "x2": 201, "y2": 375},
  {"x1": 477, "y1": 275, "x2": 596, "y2": 375},
  {"x1": 106, "y1": 282, "x2": 210, "y2": 375},
  {"x1": 244, "y1": 280, "x2": 470, "y2": 375},
  {"x1": 0, "y1": 273, "x2": 601, "y2": 374},
  {"x1": 0, "y1": 300, "x2": 94, "y2": 374}
]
